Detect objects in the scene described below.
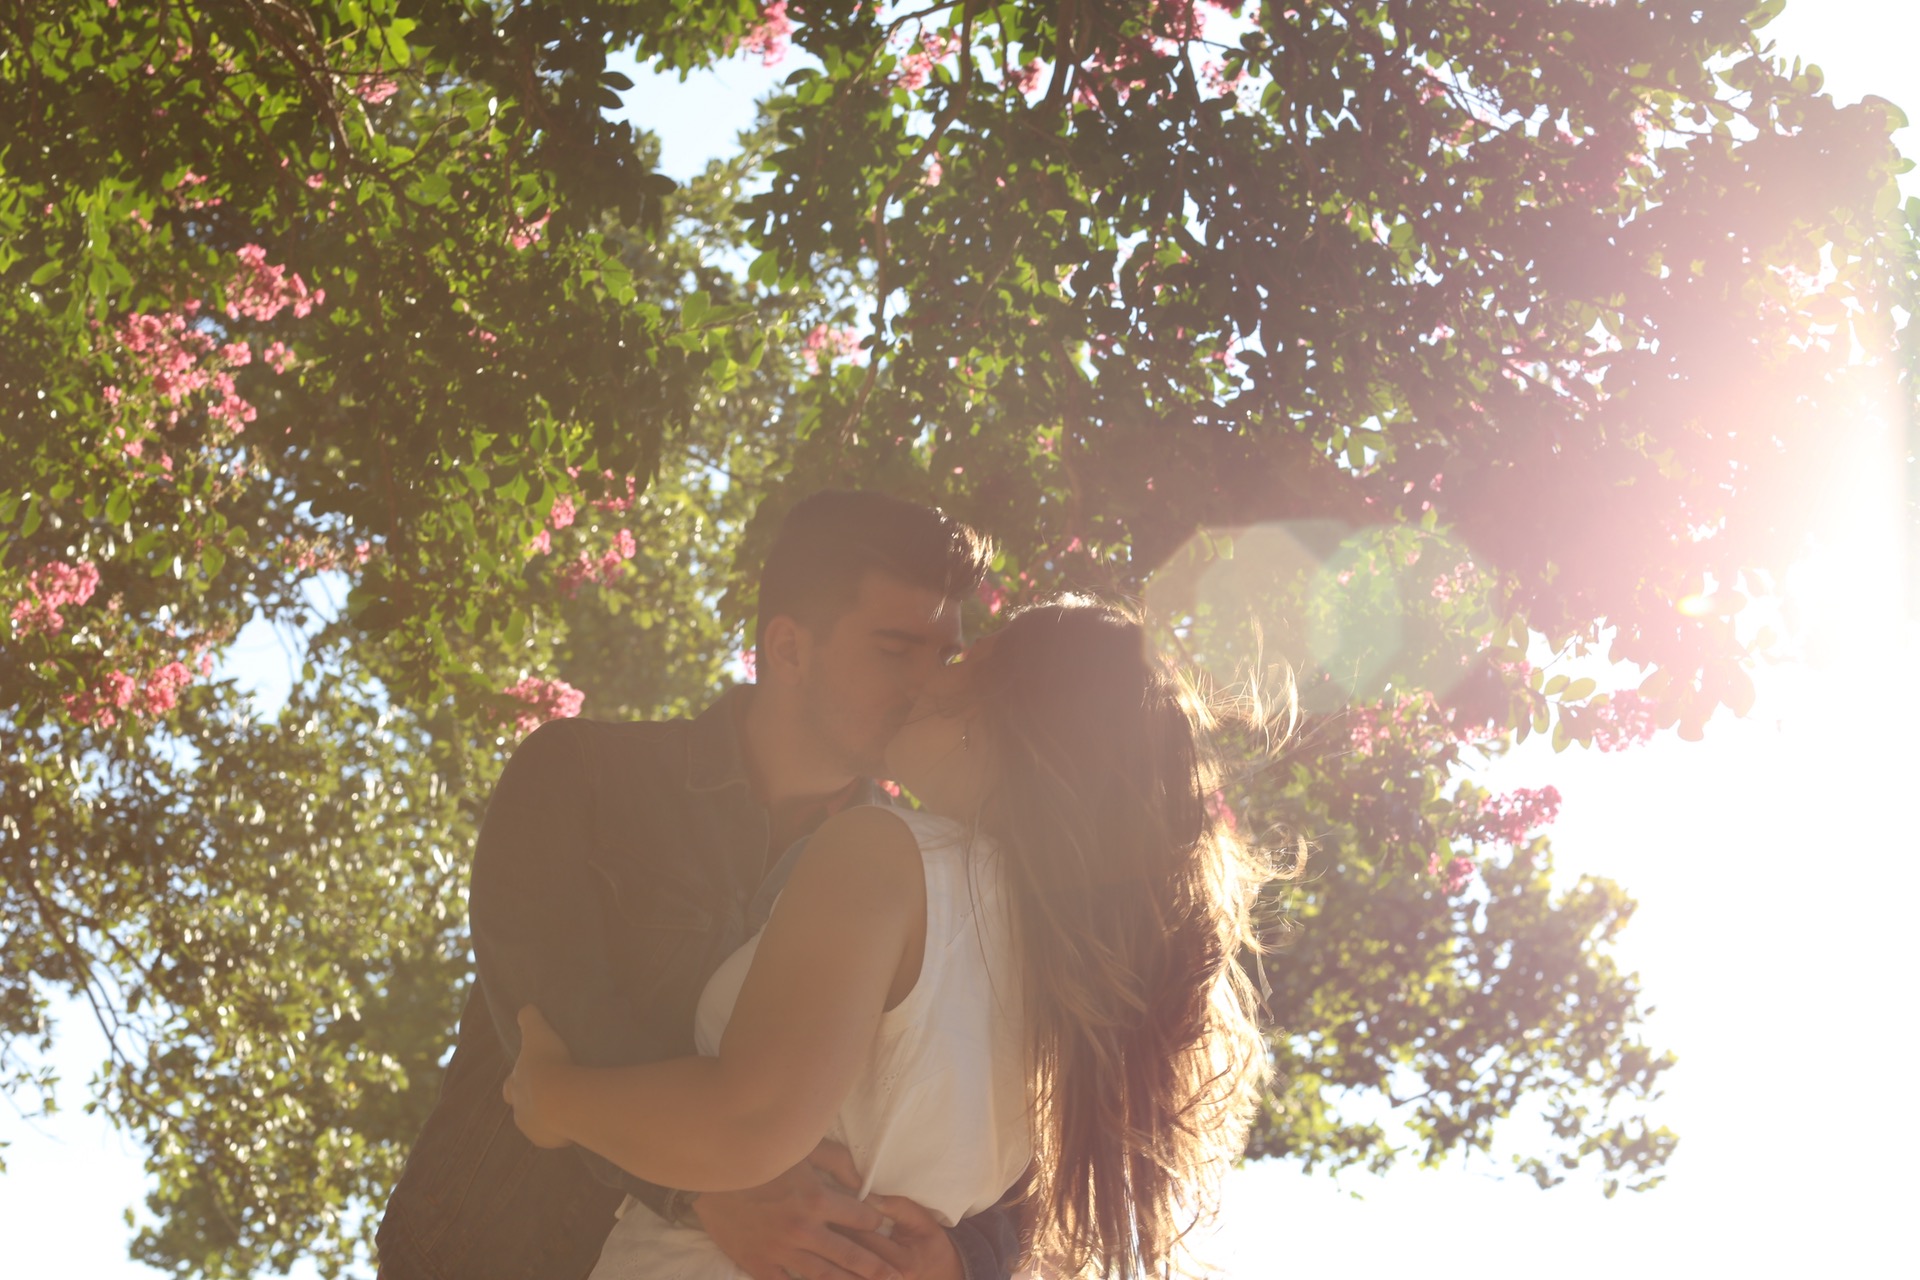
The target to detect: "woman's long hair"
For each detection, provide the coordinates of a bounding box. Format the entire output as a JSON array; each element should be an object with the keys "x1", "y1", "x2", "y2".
[{"x1": 966, "y1": 598, "x2": 1275, "y2": 1277}]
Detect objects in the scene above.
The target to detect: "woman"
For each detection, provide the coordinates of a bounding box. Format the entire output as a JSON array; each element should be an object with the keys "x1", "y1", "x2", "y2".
[{"x1": 505, "y1": 598, "x2": 1271, "y2": 1278}]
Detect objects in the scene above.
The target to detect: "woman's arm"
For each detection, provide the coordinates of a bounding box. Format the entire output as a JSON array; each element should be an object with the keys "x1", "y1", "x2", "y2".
[{"x1": 504, "y1": 804, "x2": 926, "y2": 1192}]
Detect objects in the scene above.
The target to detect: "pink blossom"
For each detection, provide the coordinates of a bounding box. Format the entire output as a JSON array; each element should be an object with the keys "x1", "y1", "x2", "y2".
[
  {"x1": 305, "y1": 173, "x2": 326, "y2": 189},
  {"x1": 65, "y1": 668, "x2": 137, "y2": 727},
  {"x1": 117, "y1": 310, "x2": 215, "y2": 403},
  {"x1": 207, "y1": 392, "x2": 256, "y2": 432},
  {"x1": 802, "y1": 324, "x2": 862, "y2": 374},
  {"x1": 554, "y1": 552, "x2": 598, "y2": 596},
  {"x1": 527, "y1": 528, "x2": 553, "y2": 557},
  {"x1": 549, "y1": 494, "x2": 576, "y2": 529},
  {"x1": 507, "y1": 211, "x2": 550, "y2": 250},
  {"x1": 227, "y1": 245, "x2": 324, "y2": 322},
  {"x1": 11, "y1": 559, "x2": 102, "y2": 637},
  {"x1": 738, "y1": 645, "x2": 758, "y2": 681},
  {"x1": 354, "y1": 74, "x2": 399, "y2": 105},
  {"x1": 878, "y1": 778, "x2": 902, "y2": 799},
  {"x1": 262, "y1": 341, "x2": 295, "y2": 373},
  {"x1": 740, "y1": 1, "x2": 793, "y2": 67},
  {"x1": 892, "y1": 31, "x2": 957, "y2": 91},
  {"x1": 1470, "y1": 786, "x2": 1563, "y2": 845},
  {"x1": 1012, "y1": 60, "x2": 1046, "y2": 96},
  {"x1": 220, "y1": 341, "x2": 252, "y2": 366},
  {"x1": 504, "y1": 675, "x2": 585, "y2": 736},
  {"x1": 591, "y1": 473, "x2": 638, "y2": 514},
  {"x1": 142, "y1": 661, "x2": 193, "y2": 714},
  {"x1": 1201, "y1": 59, "x2": 1247, "y2": 97},
  {"x1": 62, "y1": 657, "x2": 194, "y2": 728},
  {"x1": 1427, "y1": 850, "x2": 1476, "y2": 894},
  {"x1": 1346, "y1": 703, "x2": 1385, "y2": 757},
  {"x1": 976, "y1": 581, "x2": 1008, "y2": 615},
  {"x1": 553, "y1": 530, "x2": 639, "y2": 595},
  {"x1": 1430, "y1": 561, "x2": 1478, "y2": 603},
  {"x1": 924, "y1": 156, "x2": 943, "y2": 187},
  {"x1": 1589, "y1": 690, "x2": 1657, "y2": 752},
  {"x1": 1205, "y1": 789, "x2": 1239, "y2": 835}
]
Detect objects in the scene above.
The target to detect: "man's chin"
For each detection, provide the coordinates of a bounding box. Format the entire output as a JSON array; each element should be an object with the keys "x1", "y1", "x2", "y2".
[{"x1": 849, "y1": 750, "x2": 894, "y2": 782}]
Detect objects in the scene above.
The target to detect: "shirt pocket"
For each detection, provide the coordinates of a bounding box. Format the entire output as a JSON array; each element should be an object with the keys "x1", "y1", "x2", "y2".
[{"x1": 587, "y1": 851, "x2": 722, "y2": 1047}]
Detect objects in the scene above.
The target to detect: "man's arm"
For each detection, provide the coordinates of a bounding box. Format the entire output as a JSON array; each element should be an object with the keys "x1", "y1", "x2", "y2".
[
  {"x1": 468, "y1": 718, "x2": 663, "y2": 1205},
  {"x1": 503, "y1": 805, "x2": 924, "y2": 1189},
  {"x1": 473, "y1": 721, "x2": 896, "y2": 1280}
]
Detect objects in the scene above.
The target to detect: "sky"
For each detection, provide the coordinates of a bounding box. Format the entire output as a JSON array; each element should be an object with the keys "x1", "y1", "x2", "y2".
[{"x1": 5, "y1": 4, "x2": 1916, "y2": 1277}]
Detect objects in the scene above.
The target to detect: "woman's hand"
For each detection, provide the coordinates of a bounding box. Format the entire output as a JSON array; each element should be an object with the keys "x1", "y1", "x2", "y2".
[{"x1": 502, "y1": 1004, "x2": 575, "y2": 1149}]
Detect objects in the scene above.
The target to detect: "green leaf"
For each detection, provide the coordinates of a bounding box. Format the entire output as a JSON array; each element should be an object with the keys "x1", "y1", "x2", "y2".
[
  {"x1": 408, "y1": 172, "x2": 451, "y2": 205},
  {"x1": 105, "y1": 487, "x2": 131, "y2": 524}
]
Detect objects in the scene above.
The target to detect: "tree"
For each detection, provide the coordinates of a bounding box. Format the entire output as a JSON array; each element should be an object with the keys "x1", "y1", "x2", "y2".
[{"x1": 1, "y1": 1, "x2": 1912, "y2": 1274}]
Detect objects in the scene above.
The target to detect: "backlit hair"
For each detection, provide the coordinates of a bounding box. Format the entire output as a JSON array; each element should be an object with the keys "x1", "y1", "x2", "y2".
[
  {"x1": 754, "y1": 490, "x2": 992, "y2": 650},
  {"x1": 966, "y1": 598, "x2": 1274, "y2": 1278}
]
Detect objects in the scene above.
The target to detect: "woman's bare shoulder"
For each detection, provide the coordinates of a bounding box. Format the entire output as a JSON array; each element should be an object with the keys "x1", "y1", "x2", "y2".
[{"x1": 785, "y1": 804, "x2": 924, "y2": 903}]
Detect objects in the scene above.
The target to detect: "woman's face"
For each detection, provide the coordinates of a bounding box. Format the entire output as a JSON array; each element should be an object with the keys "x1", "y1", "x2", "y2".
[{"x1": 882, "y1": 643, "x2": 995, "y2": 817}]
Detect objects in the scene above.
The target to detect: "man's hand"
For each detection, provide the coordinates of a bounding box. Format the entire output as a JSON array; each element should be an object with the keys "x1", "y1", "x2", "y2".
[
  {"x1": 691, "y1": 1140, "x2": 899, "y2": 1280},
  {"x1": 841, "y1": 1192, "x2": 964, "y2": 1280}
]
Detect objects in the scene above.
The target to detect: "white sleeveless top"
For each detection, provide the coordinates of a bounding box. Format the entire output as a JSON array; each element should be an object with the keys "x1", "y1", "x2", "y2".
[{"x1": 589, "y1": 809, "x2": 1031, "y2": 1280}]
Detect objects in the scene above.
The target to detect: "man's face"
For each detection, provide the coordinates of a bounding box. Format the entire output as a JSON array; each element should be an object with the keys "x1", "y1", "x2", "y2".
[{"x1": 795, "y1": 571, "x2": 965, "y2": 777}]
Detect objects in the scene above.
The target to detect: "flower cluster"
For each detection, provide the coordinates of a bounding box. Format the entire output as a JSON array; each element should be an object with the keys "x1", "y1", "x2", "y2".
[
  {"x1": 1205, "y1": 789, "x2": 1240, "y2": 836},
  {"x1": 63, "y1": 659, "x2": 196, "y2": 729},
  {"x1": 893, "y1": 30, "x2": 959, "y2": 91},
  {"x1": 1072, "y1": 0, "x2": 1233, "y2": 106},
  {"x1": 592, "y1": 473, "x2": 638, "y2": 515},
  {"x1": 11, "y1": 559, "x2": 101, "y2": 637},
  {"x1": 227, "y1": 244, "x2": 324, "y2": 323},
  {"x1": 1427, "y1": 849, "x2": 1477, "y2": 894},
  {"x1": 504, "y1": 676, "x2": 585, "y2": 737},
  {"x1": 507, "y1": 211, "x2": 549, "y2": 251},
  {"x1": 1468, "y1": 786, "x2": 1563, "y2": 845},
  {"x1": 115, "y1": 307, "x2": 254, "y2": 431},
  {"x1": 280, "y1": 538, "x2": 375, "y2": 573},
  {"x1": 1430, "y1": 561, "x2": 1480, "y2": 603},
  {"x1": 354, "y1": 74, "x2": 399, "y2": 105},
  {"x1": 554, "y1": 529, "x2": 638, "y2": 596},
  {"x1": 1588, "y1": 690, "x2": 1658, "y2": 752},
  {"x1": 802, "y1": 324, "x2": 862, "y2": 374},
  {"x1": 741, "y1": 1, "x2": 792, "y2": 66}
]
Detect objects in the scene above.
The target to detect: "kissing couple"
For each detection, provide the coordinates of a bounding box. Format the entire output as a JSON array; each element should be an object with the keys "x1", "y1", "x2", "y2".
[{"x1": 375, "y1": 490, "x2": 1270, "y2": 1280}]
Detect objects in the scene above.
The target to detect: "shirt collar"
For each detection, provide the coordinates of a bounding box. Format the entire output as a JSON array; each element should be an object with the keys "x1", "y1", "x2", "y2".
[
  {"x1": 685, "y1": 685, "x2": 757, "y2": 793},
  {"x1": 685, "y1": 685, "x2": 887, "y2": 813}
]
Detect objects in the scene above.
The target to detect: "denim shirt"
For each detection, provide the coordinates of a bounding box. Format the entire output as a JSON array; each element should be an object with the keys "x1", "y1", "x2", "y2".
[{"x1": 375, "y1": 690, "x2": 1020, "y2": 1280}]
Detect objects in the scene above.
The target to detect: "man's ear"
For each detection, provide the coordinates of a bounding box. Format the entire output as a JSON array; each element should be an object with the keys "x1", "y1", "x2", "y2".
[{"x1": 757, "y1": 615, "x2": 809, "y2": 686}]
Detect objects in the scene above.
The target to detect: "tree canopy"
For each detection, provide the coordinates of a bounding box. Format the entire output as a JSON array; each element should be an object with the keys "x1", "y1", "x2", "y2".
[{"x1": 2, "y1": 1, "x2": 1913, "y2": 1275}]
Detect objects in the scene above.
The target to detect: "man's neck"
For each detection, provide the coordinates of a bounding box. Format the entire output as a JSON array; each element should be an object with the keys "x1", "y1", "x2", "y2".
[{"x1": 738, "y1": 685, "x2": 859, "y2": 810}]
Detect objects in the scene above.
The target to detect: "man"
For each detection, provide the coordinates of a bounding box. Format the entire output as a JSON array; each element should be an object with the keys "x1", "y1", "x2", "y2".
[{"x1": 375, "y1": 491, "x2": 1012, "y2": 1280}]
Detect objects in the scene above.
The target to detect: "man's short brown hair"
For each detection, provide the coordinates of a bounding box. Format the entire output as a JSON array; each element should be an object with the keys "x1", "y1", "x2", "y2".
[{"x1": 755, "y1": 490, "x2": 993, "y2": 650}]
